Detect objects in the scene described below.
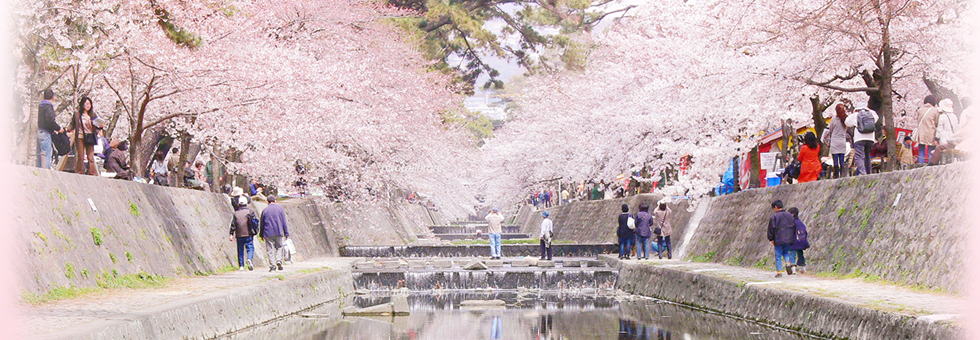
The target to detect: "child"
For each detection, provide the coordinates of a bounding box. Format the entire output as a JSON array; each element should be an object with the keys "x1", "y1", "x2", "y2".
[
  {"x1": 898, "y1": 136, "x2": 915, "y2": 170},
  {"x1": 787, "y1": 207, "x2": 809, "y2": 274}
]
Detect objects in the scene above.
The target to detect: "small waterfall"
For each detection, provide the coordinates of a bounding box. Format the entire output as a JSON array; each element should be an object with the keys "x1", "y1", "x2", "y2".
[{"x1": 676, "y1": 198, "x2": 712, "y2": 260}]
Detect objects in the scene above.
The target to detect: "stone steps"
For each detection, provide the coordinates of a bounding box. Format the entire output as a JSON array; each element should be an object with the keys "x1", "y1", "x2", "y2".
[
  {"x1": 432, "y1": 233, "x2": 531, "y2": 241},
  {"x1": 339, "y1": 244, "x2": 618, "y2": 258},
  {"x1": 428, "y1": 225, "x2": 521, "y2": 234}
]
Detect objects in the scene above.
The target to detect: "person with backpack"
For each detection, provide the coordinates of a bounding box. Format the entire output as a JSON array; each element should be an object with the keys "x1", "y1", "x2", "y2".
[
  {"x1": 634, "y1": 203, "x2": 654, "y2": 260},
  {"x1": 844, "y1": 102, "x2": 879, "y2": 175},
  {"x1": 260, "y1": 195, "x2": 290, "y2": 271},
  {"x1": 915, "y1": 95, "x2": 941, "y2": 163},
  {"x1": 36, "y1": 89, "x2": 64, "y2": 169},
  {"x1": 228, "y1": 196, "x2": 257, "y2": 271},
  {"x1": 767, "y1": 200, "x2": 797, "y2": 277},
  {"x1": 616, "y1": 204, "x2": 635, "y2": 259},
  {"x1": 653, "y1": 202, "x2": 673, "y2": 259},
  {"x1": 821, "y1": 104, "x2": 849, "y2": 178},
  {"x1": 797, "y1": 131, "x2": 821, "y2": 183},
  {"x1": 787, "y1": 207, "x2": 809, "y2": 274}
]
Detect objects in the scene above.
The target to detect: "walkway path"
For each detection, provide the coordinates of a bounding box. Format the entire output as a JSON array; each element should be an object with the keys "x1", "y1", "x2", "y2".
[
  {"x1": 608, "y1": 256, "x2": 966, "y2": 322},
  {"x1": 19, "y1": 257, "x2": 360, "y2": 339}
]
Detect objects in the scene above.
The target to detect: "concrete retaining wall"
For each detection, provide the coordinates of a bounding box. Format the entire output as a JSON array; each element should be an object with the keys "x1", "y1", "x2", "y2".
[
  {"x1": 616, "y1": 262, "x2": 960, "y2": 339},
  {"x1": 16, "y1": 166, "x2": 432, "y2": 295},
  {"x1": 515, "y1": 194, "x2": 694, "y2": 249},
  {"x1": 684, "y1": 163, "x2": 970, "y2": 294},
  {"x1": 36, "y1": 266, "x2": 355, "y2": 340}
]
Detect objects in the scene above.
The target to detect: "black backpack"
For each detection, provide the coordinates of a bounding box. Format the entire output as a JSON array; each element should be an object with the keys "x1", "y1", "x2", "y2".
[
  {"x1": 785, "y1": 160, "x2": 802, "y2": 179},
  {"x1": 247, "y1": 212, "x2": 259, "y2": 236},
  {"x1": 52, "y1": 132, "x2": 71, "y2": 156}
]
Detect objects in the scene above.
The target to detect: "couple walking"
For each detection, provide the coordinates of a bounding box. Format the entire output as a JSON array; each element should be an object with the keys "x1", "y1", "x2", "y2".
[
  {"x1": 617, "y1": 202, "x2": 672, "y2": 260},
  {"x1": 229, "y1": 192, "x2": 291, "y2": 272},
  {"x1": 767, "y1": 200, "x2": 810, "y2": 277}
]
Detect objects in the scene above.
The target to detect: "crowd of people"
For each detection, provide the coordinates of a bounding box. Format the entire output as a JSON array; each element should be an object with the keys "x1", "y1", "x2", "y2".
[
  {"x1": 789, "y1": 95, "x2": 972, "y2": 184},
  {"x1": 616, "y1": 202, "x2": 673, "y2": 260}
]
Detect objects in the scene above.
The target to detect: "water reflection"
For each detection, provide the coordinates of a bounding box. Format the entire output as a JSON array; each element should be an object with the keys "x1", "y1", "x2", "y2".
[
  {"x1": 219, "y1": 292, "x2": 816, "y2": 340},
  {"x1": 619, "y1": 319, "x2": 671, "y2": 340}
]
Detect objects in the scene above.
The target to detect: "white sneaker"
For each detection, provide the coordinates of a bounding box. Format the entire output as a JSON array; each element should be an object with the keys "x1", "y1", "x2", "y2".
[
  {"x1": 246, "y1": 259, "x2": 254, "y2": 271},
  {"x1": 238, "y1": 266, "x2": 244, "y2": 271}
]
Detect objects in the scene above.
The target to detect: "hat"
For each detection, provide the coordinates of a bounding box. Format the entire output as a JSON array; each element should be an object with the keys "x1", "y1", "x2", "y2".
[
  {"x1": 939, "y1": 98, "x2": 955, "y2": 113},
  {"x1": 541, "y1": 211, "x2": 550, "y2": 217},
  {"x1": 230, "y1": 187, "x2": 244, "y2": 197},
  {"x1": 854, "y1": 101, "x2": 869, "y2": 110},
  {"x1": 492, "y1": 207, "x2": 499, "y2": 212},
  {"x1": 237, "y1": 196, "x2": 248, "y2": 207}
]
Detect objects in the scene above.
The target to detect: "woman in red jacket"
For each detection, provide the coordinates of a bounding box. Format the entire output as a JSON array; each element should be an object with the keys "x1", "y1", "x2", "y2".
[{"x1": 797, "y1": 131, "x2": 821, "y2": 183}]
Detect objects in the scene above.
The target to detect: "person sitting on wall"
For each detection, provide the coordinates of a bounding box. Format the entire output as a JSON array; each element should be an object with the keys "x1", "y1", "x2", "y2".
[{"x1": 105, "y1": 140, "x2": 132, "y2": 180}]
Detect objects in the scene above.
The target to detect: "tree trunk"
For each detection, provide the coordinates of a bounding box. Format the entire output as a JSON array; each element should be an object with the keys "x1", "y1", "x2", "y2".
[
  {"x1": 880, "y1": 29, "x2": 896, "y2": 172},
  {"x1": 810, "y1": 95, "x2": 830, "y2": 157},
  {"x1": 923, "y1": 77, "x2": 961, "y2": 115},
  {"x1": 175, "y1": 131, "x2": 191, "y2": 187}
]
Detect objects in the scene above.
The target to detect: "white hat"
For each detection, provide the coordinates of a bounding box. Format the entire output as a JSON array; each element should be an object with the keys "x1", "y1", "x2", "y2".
[
  {"x1": 230, "y1": 186, "x2": 244, "y2": 197},
  {"x1": 237, "y1": 196, "x2": 248, "y2": 207},
  {"x1": 939, "y1": 98, "x2": 955, "y2": 113}
]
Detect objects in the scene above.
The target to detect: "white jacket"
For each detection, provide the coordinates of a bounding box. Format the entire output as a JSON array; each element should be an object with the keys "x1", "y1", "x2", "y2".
[
  {"x1": 845, "y1": 108, "x2": 879, "y2": 143},
  {"x1": 539, "y1": 218, "x2": 553, "y2": 240},
  {"x1": 937, "y1": 112, "x2": 960, "y2": 145}
]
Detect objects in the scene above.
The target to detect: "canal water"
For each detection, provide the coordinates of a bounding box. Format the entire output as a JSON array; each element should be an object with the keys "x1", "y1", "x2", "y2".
[{"x1": 219, "y1": 291, "x2": 817, "y2": 340}]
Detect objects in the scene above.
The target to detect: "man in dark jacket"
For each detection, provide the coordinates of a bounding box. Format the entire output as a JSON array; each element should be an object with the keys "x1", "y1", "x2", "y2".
[
  {"x1": 260, "y1": 195, "x2": 289, "y2": 271},
  {"x1": 767, "y1": 200, "x2": 798, "y2": 277},
  {"x1": 106, "y1": 141, "x2": 132, "y2": 180},
  {"x1": 617, "y1": 204, "x2": 635, "y2": 260},
  {"x1": 228, "y1": 196, "x2": 257, "y2": 271},
  {"x1": 37, "y1": 89, "x2": 63, "y2": 169}
]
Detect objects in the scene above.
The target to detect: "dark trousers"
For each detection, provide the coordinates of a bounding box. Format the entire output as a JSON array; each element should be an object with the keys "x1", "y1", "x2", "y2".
[
  {"x1": 539, "y1": 239, "x2": 552, "y2": 260},
  {"x1": 795, "y1": 250, "x2": 806, "y2": 266},
  {"x1": 657, "y1": 235, "x2": 672, "y2": 257},
  {"x1": 854, "y1": 140, "x2": 873, "y2": 175},
  {"x1": 832, "y1": 153, "x2": 845, "y2": 178}
]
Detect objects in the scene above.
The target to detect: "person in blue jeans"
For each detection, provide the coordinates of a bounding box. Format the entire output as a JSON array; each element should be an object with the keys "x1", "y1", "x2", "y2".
[
  {"x1": 228, "y1": 196, "x2": 257, "y2": 270},
  {"x1": 767, "y1": 200, "x2": 798, "y2": 277},
  {"x1": 37, "y1": 89, "x2": 63, "y2": 169},
  {"x1": 616, "y1": 204, "x2": 635, "y2": 259},
  {"x1": 634, "y1": 203, "x2": 654, "y2": 260},
  {"x1": 485, "y1": 207, "x2": 504, "y2": 259}
]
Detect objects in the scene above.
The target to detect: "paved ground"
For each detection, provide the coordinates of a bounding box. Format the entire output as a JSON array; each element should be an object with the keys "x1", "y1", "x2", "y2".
[
  {"x1": 18, "y1": 257, "x2": 360, "y2": 339},
  {"x1": 609, "y1": 255, "x2": 967, "y2": 321}
]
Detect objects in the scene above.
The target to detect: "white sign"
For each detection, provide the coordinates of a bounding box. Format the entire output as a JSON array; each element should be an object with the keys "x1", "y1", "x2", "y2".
[{"x1": 759, "y1": 152, "x2": 778, "y2": 171}]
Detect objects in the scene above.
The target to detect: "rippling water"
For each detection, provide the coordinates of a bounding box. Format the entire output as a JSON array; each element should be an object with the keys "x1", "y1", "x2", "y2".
[{"x1": 219, "y1": 291, "x2": 817, "y2": 340}]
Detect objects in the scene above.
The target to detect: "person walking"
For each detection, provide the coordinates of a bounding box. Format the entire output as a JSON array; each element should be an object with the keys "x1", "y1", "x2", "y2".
[
  {"x1": 822, "y1": 104, "x2": 849, "y2": 178},
  {"x1": 37, "y1": 89, "x2": 63, "y2": 169},
  {"x1": 634, "y1": 203, "x2": 654, "y2": 260},
  {"x1": 844, "y1": 103, "x2": 879, "y2": 175},
  {"x1": 653, "y1": 202, "x2": 673, "y2": 259},
  {"x1": 260, "y1": 195, "x2": 290, "y2": 271},
  {"x1": 787, "y1": 207, "x2": 809, "y2": 274},
  {"x1": 915, "y1": 95, "x2": 941, "y2": 164},
  {"x1": 538, "y1": 211, "x2": 553, "y2": 261},
  {"x1": 68, "y1": 96, "x2": 99, "y2": 176},
  {"x1": 616, "y1": 204, "x2": 635, "y2": 260},
  {"x1": 228, "y1": 196, "x2": 257, "y2": 271},
  {"x1": 767, "y1": 200, "x2": 798, "y2": 277},
  {"x1": 485, "y1": 207, "x2": 504, "y2": 259},
  {"x1": 797, "y1": 131, "x2": 821, "y2": 183}
]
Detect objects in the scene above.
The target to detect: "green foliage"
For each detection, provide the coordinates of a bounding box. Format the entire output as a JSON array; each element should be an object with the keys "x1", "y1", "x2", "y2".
[
  {"x1": 109, "y1": 252, "x2": 118, "y2": 264},
  {"x1": 96, "y1": 270, "x2": 168, "y2": 290},
  {"x1": 125, "y1": 251, "x2": 134, "y2": 263},
  {"x1": 689, "y1": 252, "x2": 716, "y2": 263},
  {"x1": 837, "y1": 206, "x2": 846, "y2": 218},
  {"x1": 129, "y1": 202, "x2": 140, "y2": 217},
  {"x1": 21, "y1": 285, "x2": 99, "y2": 305},
  {"x1": 90, "y1": 227, "x2": 104, "y2": 246},
  {"x1": 275, "y1": 274, "x2": 286, "y2": 281},
  {"x1": 35, "y1": 232, "x2": 48, "y2": 244},
  {"x1": 153, "y1": 4, "x2": 202, "y2": 49},
  {"x1": 64, "y1": 262, "x2": 76, "y2": 279}
]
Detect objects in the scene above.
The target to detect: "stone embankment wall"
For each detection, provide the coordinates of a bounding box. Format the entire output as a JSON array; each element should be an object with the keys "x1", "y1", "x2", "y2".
[
  {"x1": 685, "y1": 163, "x2": 970, "y2": 294},
  {"x1": 616, "y1": 262, "x2": 958, "y2": 340},
  {"x1": 515, "y1": 194, "x2": 694, "y2": 248},
  {"x1": 16, "y1": 166, "x2": 432, "y2": 295}
]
